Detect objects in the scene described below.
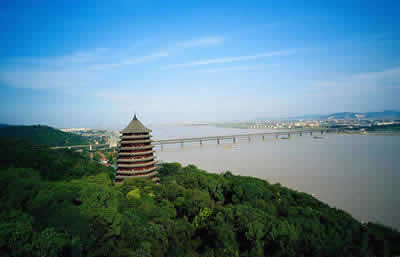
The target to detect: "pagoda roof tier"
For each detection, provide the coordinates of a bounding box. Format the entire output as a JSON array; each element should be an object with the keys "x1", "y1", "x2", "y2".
[
  {"x1": 121, "y1": 115, "x2": 151, "y2": 133},
  {"x1": 116, "y1": 166, "x2": 157, "y2": 175},
  {"x1": 118, "y1": 156, "x2": 155, "y2": 163},
  {"x1": 119, "y1": 145, "x2": 153, "y2": 151},
  {"x1": 118, "y1": 150, "x2": 155, "y2": 156},
  {"x1": 120, "y1": 139, "x2": 152, "y2": 144},
  {"x1": 116, "y1": 171, "x2": 158, "y2": 180},
  {"x1": 121, "y1": 135, "x2": 152, "y2": 139},
  {"x1": 118, "y1": 160, "x2": 156, "y2": 168}
]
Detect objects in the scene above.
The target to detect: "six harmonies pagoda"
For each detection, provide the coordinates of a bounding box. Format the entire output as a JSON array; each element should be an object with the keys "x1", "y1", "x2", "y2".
[{"x1": 116, "y1": 115, "x2": 158, "y2": 183}]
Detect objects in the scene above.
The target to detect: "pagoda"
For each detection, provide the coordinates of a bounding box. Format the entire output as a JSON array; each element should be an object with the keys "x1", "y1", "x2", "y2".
[{"x1": 116, "y1": 115, "x2": 158, "y2": 183}]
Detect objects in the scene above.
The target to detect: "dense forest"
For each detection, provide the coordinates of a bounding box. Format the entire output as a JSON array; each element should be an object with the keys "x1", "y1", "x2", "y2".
[
  {"x1": 0, "y1": 125, "x2": 89, "y2": 146},
  {"x1": 0, "y1": 136, "x2": 399, "y2": 257}
]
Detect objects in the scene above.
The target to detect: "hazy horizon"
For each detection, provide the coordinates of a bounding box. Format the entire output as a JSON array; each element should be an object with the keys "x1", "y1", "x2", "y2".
[
  {"x1": 1, "y1": 1, "x2": 399, "y2": 128},
  {"x1": 1, "y1": 109, "x2": 399, "y2": 131}
]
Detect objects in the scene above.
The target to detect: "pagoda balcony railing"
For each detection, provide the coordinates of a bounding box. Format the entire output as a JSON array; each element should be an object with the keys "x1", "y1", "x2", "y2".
[
  {"x1": 119, "y1": 153, "x2": 153, "y2": 160},
  {"x1": 119, "y1": 145, "x2": 153, "y2": 151},
  {"x1": 116, "y1": 166, "x2": 157, "y2": 175},
  {"x1": 120, "y1": 139, "x2": 152, "y2": 144},
  {"x1": 119, "y1": 143, "x2": 151, "y2": 148},
  {"x1": 118, "y1": 160, "x2": 156, "y2": 168},
  {"x1": 118, "y1": 156, "x2": 155, "y2": 163},
  {"x1": 118, "y1": 150, "x2": 155, "y2": 156},
  {"x1": 121, "y1": 135, "x2": 151, "y2": 139},
  {"x1": 118, "y1": 164, "x2": 155, "y2": 172},
  {"x1": 122, "y1": 132, "x2": 148, "y2": 136},
  {"x1": 116, "y1": 170, "x2": 158, "y2": 180},
  {"x1": 119, "y1": 149, "x2": 150, "y2": 153}
]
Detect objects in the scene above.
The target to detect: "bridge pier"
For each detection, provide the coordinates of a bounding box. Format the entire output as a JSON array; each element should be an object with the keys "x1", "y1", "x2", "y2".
[
  {"x1": 248, "y1": 136, "x2": 251, "y2": 142},
  {"x1": 310, "y1": 131, "x2": 313, "y2": 136},
  {"x1": 200, "y1": 140, "x2": 203, "y2": 146},
  {"x1": 161, "y1": 144, "x2": 164, "y2": 151},
  {"x1": 180, "y1": 142, "x2": 184, "y2": 148},
  {"x1": 217, "y1": 138, "x2": 220, "y2": 144},
  {"x1": 321, "y1": 130, "x2": 323, "y2": 135},
  {"x1": 233, "y1": 137, "x2": 236, "y2": 143},
  {"x1": 299, "y1": 132, "x2": 302, "y2": 136}
]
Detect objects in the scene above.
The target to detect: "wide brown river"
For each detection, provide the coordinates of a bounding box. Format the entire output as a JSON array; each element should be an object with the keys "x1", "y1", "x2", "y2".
[{"x1": 149, "y1": 125, "x2": 400, "y2": 230}]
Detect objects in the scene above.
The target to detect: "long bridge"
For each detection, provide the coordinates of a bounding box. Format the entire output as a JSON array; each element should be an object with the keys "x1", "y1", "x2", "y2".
[
  {"x1": 153, "y1": 128, "x2": 338, "y2": 149},
  {"x1": 51, "y1": 128, "x2": 342, "y2": 150}
]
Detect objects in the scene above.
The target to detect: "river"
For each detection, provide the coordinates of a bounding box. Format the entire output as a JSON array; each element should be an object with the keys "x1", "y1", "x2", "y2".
[{"x1": 149, "y1": 125, "x2": 400, "y2": 230}]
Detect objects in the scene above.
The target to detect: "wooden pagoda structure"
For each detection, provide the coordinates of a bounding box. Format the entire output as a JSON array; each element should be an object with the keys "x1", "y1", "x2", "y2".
[{"x1": 116, "y1": 115, "x2": 158, "y2": 183}]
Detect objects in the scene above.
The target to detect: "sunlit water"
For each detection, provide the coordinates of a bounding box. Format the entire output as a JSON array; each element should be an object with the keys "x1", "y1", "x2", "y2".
[{"x1": 149, "y1": 125, "x2": 400, "y2": 230}]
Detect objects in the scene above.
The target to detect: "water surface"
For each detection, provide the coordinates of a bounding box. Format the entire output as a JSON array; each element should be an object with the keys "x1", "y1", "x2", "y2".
[{"x1": 150, "y1": 125, "x2": 400, "y2": 230}]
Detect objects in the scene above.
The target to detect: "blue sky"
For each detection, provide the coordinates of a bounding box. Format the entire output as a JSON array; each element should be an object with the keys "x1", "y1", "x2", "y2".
[{"x1": 0, "y1": 0, "x2": 399, "y2": 128}]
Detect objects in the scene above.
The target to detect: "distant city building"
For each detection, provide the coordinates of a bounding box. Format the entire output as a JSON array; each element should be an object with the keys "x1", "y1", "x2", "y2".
[
  {"x1": 116, "y1": 115, "x2": 158, "y2": 183},
  {"x1": 60, "y1": 128, "x2": 90, "y2": 132}
]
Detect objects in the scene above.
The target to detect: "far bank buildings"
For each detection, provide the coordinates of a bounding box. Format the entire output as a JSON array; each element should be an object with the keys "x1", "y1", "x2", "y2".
[{"x1": 116, "y1": 115, "x2": 159, "y2": 183}]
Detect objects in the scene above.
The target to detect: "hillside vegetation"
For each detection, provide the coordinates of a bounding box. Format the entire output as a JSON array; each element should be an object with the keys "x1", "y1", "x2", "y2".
[
  {"x1": 0, "y1": 125, "x2": 89, "y2": 146},
  {"x1": 0, "y1": 137, "x2": 399, "y2": 257}
]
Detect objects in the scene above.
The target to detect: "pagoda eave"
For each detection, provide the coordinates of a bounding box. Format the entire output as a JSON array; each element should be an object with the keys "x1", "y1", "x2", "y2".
[
  {"x1": 118, "y1": 156, "x2": 155, "y2": 163},
  {"x1": 118, "y1": 150, "x2": 155, "y2": 156},
  {"x1": 116, "y1": 171, "x2": 158, "y2": 179},
  {"x1": 119, "y1": 145, "x2": 153, "y2": 151},
  {"x1": 120, "y1": 139, "x2": 152, "y2": 144},
  {"x1": 118, "y1": 160, "x2": 157, "y2": 168},
  {"x1": 121, "y1": 134, "x2": 152, "y2": 139}
]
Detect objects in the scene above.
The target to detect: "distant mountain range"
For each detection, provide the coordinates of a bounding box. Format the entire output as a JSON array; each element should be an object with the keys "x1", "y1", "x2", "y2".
[
  {"x1": 256, "y1": 110, "x2": 400, "y2": 121},
  {"x1": 305, "y1": 110, "x2": 400, "y2": 120}
]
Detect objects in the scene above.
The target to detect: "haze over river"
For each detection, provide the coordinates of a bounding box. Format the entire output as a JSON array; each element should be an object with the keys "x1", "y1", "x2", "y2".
[{"x1": 150, "y1": 125, "x2": 400, "y2": 230}]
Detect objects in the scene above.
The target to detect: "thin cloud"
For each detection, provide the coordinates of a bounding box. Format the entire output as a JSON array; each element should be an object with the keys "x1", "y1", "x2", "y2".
[
  {"x1": 312, "y1": 66, "x2": 400, "y2": 90},
  {"x1": 6, "y1": 36, "x2": 225, "y2": 72},
  {"x1": 305, "y1": 66, "x2": 400, "y2": 99},
  {"x1": 162, "y1": 50, "x2": 296, "y2": 69},
  {"x1": 198, "y1": 65, "x2": 268, "y2": 73},
  {"x1": 0, "y1": 69, "x2": 101, "y2": 89},
  {"x1": 88, "y1": 63, "x2": 122, "y2": 71},
  {"x1": 89, "y1": 51, "x2": 169, "y2": 70},
  {"x1": 88, "y1": 36, "x2": 224, "y2": 71},
  {"x1": 7, "y1": 48, "x2": 109, "y2": 67},
  {"x1": 122, "y1": 51, "x2": 169, "y2": 65},
  {"x1": 176, "y1": 37, "x2": 224, "y2": 48}
]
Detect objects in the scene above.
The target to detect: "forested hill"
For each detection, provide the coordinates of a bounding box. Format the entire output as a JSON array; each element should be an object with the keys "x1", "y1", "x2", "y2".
[
  {"x1": 0, "y1": 137, "x2": 399, "y2": 257},
  {"x1": 0, "y1": 125, "x2": 89, "y2": 146}
]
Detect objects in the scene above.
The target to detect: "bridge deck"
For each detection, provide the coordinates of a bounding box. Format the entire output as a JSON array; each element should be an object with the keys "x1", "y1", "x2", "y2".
[{"x1": 152, "y1": 129, "x2": 334, "y2": 145}]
